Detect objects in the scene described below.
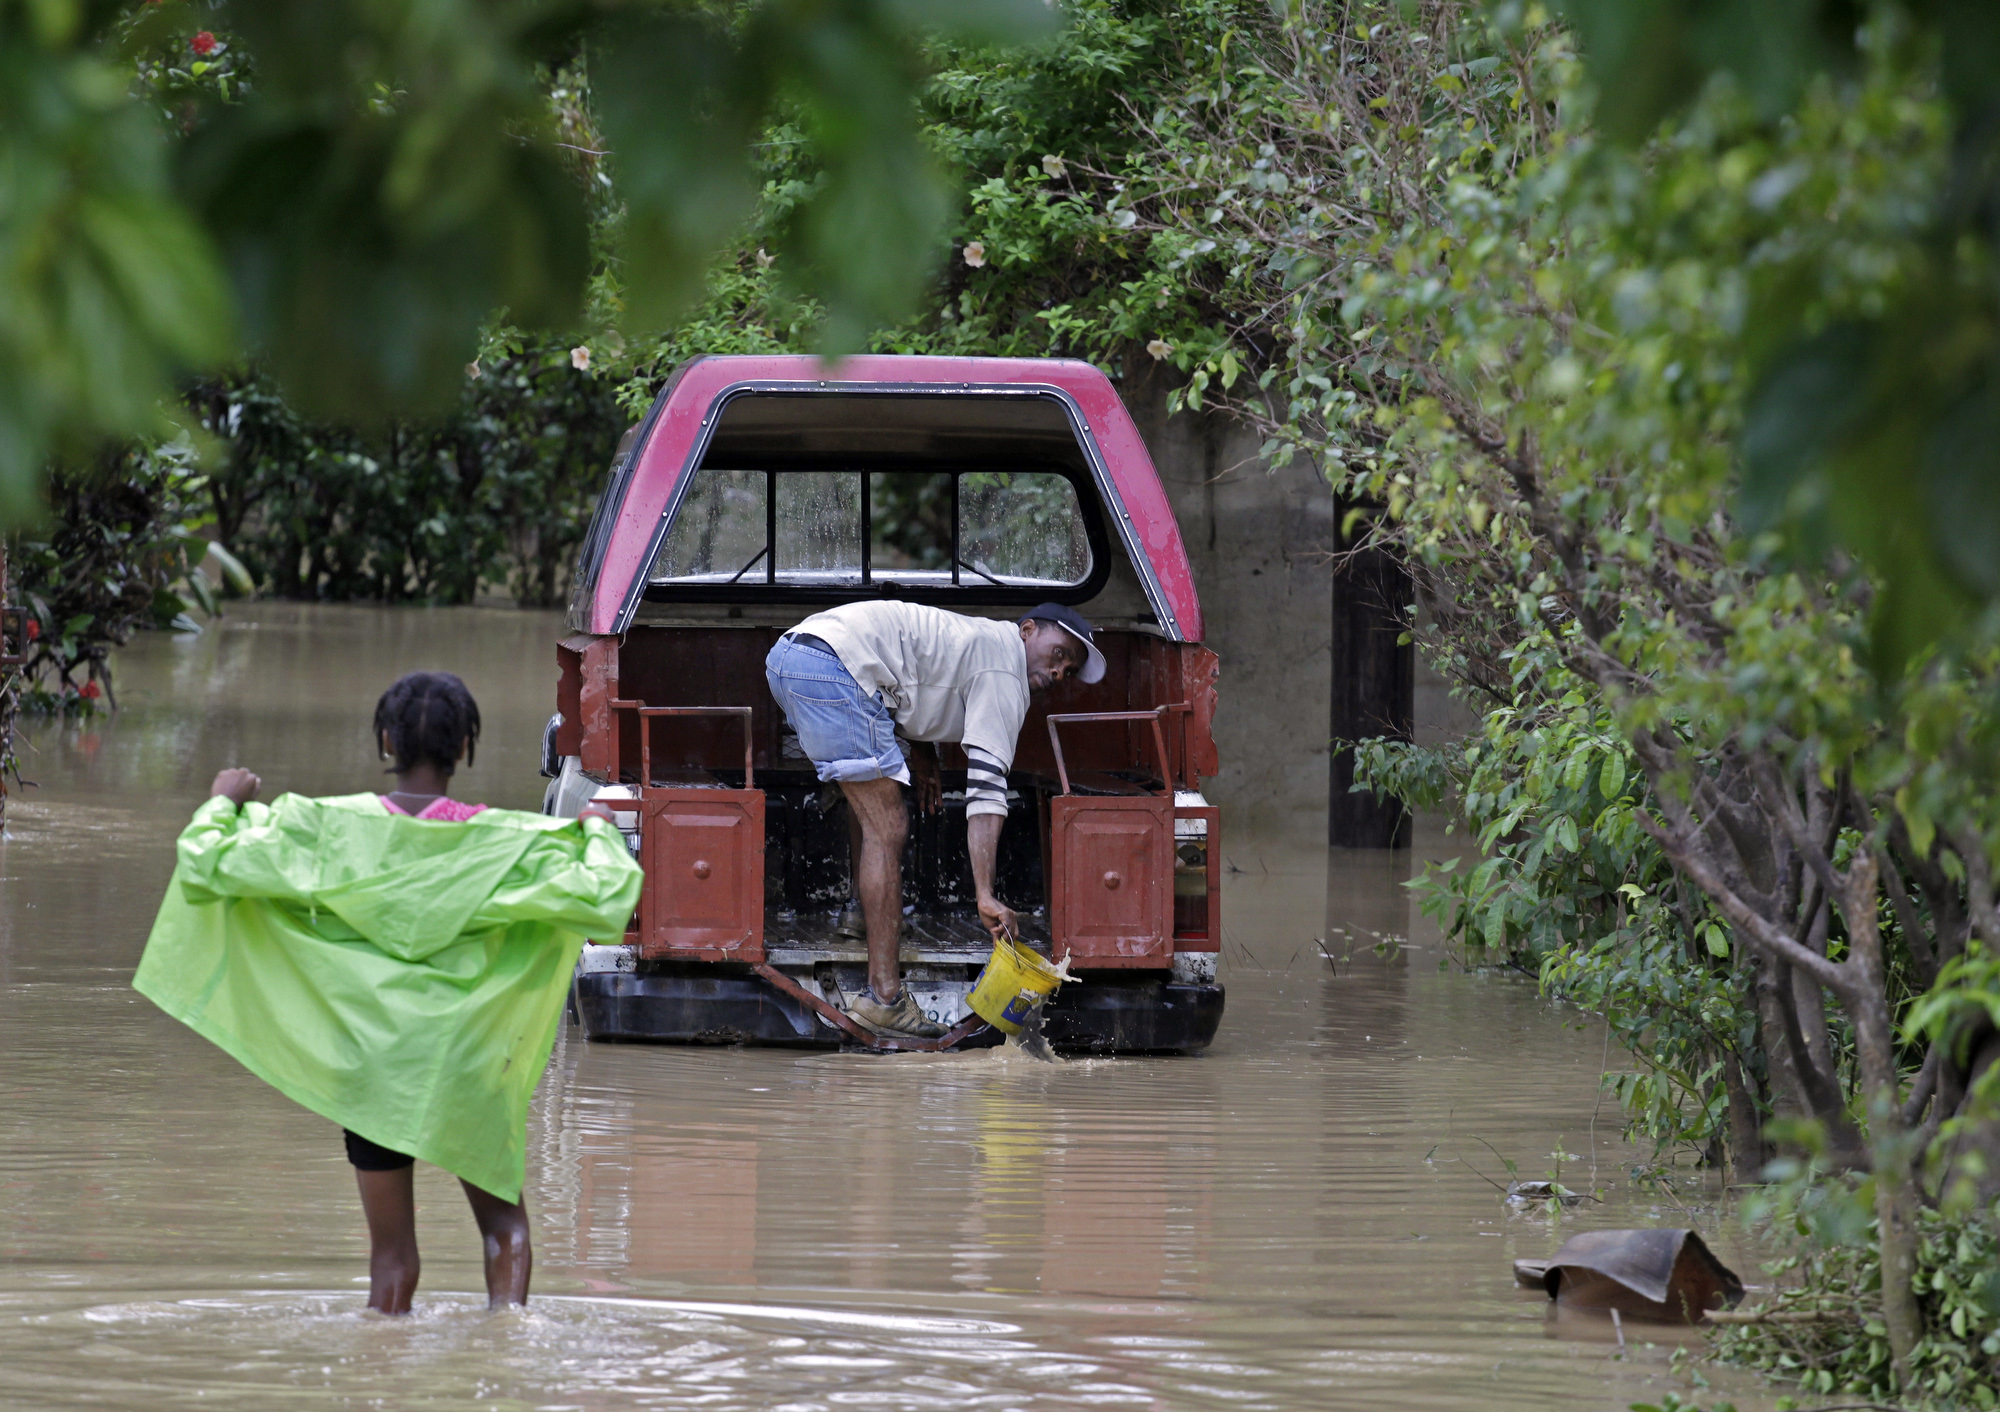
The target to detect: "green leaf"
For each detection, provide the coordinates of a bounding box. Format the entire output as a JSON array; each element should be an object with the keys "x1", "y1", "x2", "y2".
[
  {"x1": 591, "y1": 11, "x2": 765, "y2": 330},
  {"x1": 75, "y1": 192, "x2": 235, "y2": 368},
  {"x1": 180, "y1": 566, "x2": 217, "y2": 617},
  {"x1": 204, "y1": 541, "x2": 256, "y2": 595},
  {"x1": 1897, "y1": 785, "x2": 1937, "y2": 859},
  {"x1": 1550, "y1": 0, "x2": 1858, "y2": 145}
]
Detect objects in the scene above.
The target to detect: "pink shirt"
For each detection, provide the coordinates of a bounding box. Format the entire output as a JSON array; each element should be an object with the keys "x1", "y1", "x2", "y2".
[{"x1": 379, "y1": 795, "x2": 488, "y2": 822}]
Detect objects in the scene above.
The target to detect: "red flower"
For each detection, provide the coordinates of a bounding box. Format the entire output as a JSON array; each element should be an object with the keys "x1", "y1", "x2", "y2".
[
  {"x1": 191, "y1": 31, "x2": 217, "y2": 56},
  {"x1": 79, "y1": 680, "x2": 102, "y2": 700},
  {"x1": 23, "y1": 618, "x2": 38, "y2": 641}
]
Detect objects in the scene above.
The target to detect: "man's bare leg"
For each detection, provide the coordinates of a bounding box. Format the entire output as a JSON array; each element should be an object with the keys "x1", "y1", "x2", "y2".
[
  {"x1": 841, "y1": 802, "x2": 867, "y2": 932},
  {"x1": 840, "y1": 776, "x2": 907, "y2": 1000}
]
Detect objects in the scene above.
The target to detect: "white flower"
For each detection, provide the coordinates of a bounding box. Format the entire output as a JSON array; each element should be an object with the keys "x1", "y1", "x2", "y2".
[
  {"x1": 465, "y1": 360, "x2": 482, "y2": 380},
  {"x1": 755, "y1": 247, "x2": 775, "y2": 268},
  {"x1": 570, "y1": 345, "x2": 591, "y2": 371},
  {"x1": 1041, "y1": 153, "x2": 1067, "y2": 179},
  {"x1": 962, "y1": 241, "x2": 986, "y2": 269},
  {"x1": 1146, "y1": 339, "x2": 1174, "y2": 361}
]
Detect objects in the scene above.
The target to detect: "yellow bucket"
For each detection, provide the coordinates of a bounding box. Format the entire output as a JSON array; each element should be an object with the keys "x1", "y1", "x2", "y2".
[{"x1": 967, "y1": 937, "x2": 1064, "y2": 1034}]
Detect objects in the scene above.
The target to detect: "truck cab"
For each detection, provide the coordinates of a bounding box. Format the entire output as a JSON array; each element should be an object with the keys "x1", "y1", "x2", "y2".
[{"x1": 547, "y1": 354, "x2": 1223, "y2": 1054}]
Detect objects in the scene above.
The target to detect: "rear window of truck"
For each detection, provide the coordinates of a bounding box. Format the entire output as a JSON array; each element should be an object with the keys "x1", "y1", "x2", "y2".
[
  {"x1": 640, "y1": 391, "x2": 1111, "y2": 604},
  {"x1": 650, "y1": 468, "x2": 1093, "y2": 590}
]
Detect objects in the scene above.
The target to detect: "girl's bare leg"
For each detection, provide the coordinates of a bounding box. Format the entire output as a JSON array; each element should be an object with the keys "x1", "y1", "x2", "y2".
[
  {"x1": 355, "y1": 1167, "x2": 421, "y2": 1314},
  {"x1": 460, "y1": 1180, "x2": 531, "y2": 1308}
]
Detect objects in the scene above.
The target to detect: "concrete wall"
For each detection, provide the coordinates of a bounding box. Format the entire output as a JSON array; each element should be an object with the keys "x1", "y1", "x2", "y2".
[{"x1": 1120, "y1": 372, "x2": 1335, "y2": 841}]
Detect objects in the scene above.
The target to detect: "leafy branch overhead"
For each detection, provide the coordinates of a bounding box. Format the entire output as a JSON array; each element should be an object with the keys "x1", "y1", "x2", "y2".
[
  {"x1": 0, "y1": 0, "x2": 1057, "y2": 523},
  {"x1": 1550, "y1": 0, "x2": 2000, "y2": 669}
]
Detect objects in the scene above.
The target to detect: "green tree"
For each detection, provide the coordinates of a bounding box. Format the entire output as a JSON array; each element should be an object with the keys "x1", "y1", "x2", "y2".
[
  {"x1": 0, "y1": 0, "x2": 1057, "y2": 524},
  {"x1": 1084, "y1": 0, "x2": 2000, "y2": 1392},
  {"x1": 575, "y1": 0, "x2": 1261, "y2": 405}
]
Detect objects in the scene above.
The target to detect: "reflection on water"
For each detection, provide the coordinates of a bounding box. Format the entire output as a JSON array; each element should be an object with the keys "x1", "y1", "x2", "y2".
[{"x1": 0, "y1": 605, "x2": 1780, "y2": 1410}]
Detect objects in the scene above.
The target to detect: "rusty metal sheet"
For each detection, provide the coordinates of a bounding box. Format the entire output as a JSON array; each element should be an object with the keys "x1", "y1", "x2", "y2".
[
  {"x1": 1178, "y1": 645, "x2": 1220, "y2": 787},
  {"x1": 750, "y1": 962, "x2": 993, "y2": 1053},
  {"x1": 638, "y1": 789, "x2": 765, "y2": 962},
  {"x1": 577, "y1": 637, "x2": 621, "y2": 777},
  {"x1": 1050, "y1": 795, "x2": 1173, "y2": 967},
  {"x1": 555, "y1": 640, "x2": 586, "y2": 756},
  {"x1": 1530, "y1": 1229, "x2": 1745, "y2": 1323}
]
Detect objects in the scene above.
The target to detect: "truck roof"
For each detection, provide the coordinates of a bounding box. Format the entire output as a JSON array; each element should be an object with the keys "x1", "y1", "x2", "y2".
[{"x1": 573, "y1": 355, "x2": 1204, "y2": 641}]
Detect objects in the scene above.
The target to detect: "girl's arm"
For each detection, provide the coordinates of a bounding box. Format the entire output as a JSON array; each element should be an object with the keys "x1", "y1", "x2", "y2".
[{"x1": 176, "y1": 774, "x2": 322, "y2": 904}]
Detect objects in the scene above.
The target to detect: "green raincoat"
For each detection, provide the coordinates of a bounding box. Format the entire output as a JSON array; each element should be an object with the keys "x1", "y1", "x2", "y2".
[{"x1": 134, "y1": 793, "x2": 643, "y2": 1202}]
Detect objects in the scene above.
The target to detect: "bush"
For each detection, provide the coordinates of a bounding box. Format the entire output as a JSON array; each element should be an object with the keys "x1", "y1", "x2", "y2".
[
  {"x1": 1716, "y1": 1193, "x2": 2000, "y2": 1408},
  {"x1": 5, "y1": 437, "x2": 220, "y2": 713},
  {"x1": 188, "y1": 338, "x2": 625, "y2": 607}
]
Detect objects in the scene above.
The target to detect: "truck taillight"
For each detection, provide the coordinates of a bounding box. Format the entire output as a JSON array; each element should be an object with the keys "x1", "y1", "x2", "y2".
[
  {"x1": 1171, "y1": 802, "x2": 1219, "y2": 946},
  {"x1": 1174, "y1": 838, "x2": 1209, "y2": 937}
]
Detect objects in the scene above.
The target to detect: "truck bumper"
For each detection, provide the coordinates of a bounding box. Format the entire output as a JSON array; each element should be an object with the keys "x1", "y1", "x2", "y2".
[{"x1": 573, "y1": 966, "x2": 1225, "y2": 1055}]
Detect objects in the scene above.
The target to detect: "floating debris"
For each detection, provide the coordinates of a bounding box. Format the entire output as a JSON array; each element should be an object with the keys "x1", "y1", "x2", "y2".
[
  {"x1": 1505, "y1": 1179, "x2": 1585, "y2": 1208},
  {"x1": 1515, "y1": 1229, "x2": 1744, "y2": 1323}
]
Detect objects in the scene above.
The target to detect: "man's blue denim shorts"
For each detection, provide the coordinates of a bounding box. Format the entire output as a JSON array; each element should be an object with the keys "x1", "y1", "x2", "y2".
[{"x1": 765, "y1": 634, "x2": 910, "y2": 784}]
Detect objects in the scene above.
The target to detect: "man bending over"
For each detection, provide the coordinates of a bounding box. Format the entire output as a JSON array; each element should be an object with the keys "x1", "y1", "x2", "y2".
[{"x1": 763, "y1": 600, "x2": 1104, "y2": 1040}]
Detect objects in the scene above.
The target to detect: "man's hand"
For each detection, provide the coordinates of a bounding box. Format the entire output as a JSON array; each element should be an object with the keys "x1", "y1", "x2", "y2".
[
  {"x1": 910, "y1": 742, "x2": 942, "y2": 815},
  {"x1": 978, "y1": 892, "x2": 1019, "y2": 943},
  {"x1": 209, "y1": 768, "x2": 261, "y2": 807}
]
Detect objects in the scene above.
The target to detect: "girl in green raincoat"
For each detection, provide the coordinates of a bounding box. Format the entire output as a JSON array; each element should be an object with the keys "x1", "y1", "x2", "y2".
[{"x1": 135, "y1": 672, "x2": 643, "y2": 1314}]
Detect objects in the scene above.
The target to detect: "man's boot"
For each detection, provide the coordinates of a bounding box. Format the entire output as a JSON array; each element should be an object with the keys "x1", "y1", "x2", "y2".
[{"x1": 842, "y1": 984, "x2": 946, "y2": 1040}]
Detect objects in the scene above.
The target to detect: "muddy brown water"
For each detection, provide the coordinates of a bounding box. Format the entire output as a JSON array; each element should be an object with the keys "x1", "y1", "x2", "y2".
[{"x1": 0, "y1": 605, "x2": 1785, "y2": 1410}]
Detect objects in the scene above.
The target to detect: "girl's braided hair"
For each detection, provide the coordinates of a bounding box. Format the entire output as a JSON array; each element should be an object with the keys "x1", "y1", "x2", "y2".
[{"x1": 373, "y1": 671, "x2": 481, "y2": 776}]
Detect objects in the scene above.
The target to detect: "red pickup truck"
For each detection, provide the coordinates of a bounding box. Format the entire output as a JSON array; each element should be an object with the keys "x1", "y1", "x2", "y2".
[{"x1": 544, "y1": 354, "x2": 1223, "y2": 1054}]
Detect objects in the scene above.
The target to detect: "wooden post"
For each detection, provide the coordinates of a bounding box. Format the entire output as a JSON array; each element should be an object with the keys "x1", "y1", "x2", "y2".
[{"x1": 1329, "y1": 500, "x2": 1414, "y2": 848}]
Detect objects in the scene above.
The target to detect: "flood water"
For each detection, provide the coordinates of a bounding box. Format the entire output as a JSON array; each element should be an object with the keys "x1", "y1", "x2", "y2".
[{"x1": 0, "y1": 605, "x2": 1784, "y2": 1411}]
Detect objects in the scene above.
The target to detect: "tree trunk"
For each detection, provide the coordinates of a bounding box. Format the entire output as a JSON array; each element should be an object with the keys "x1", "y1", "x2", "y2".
[
  {"x1": 1755, "y1": 957, "x2": 1817, "y2": 1123},
  {"x1": 1858, "y1": 1001, "x2": 1922, "y2": 1381},
  {"x1": 1724, "y1": 1051, "x2": 1770, "y2": 1180},
  {"x1": 1839, "y1": 852, "x2": 1922, "y2": 1380}
]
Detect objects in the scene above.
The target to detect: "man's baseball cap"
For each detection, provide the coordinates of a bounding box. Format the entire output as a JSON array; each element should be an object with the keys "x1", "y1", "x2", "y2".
[{"x1": 1025, "y1": 603, "x2": 1106, "y2": 684}]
